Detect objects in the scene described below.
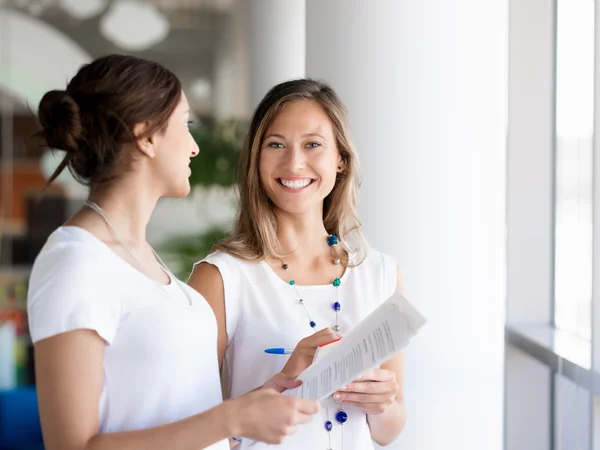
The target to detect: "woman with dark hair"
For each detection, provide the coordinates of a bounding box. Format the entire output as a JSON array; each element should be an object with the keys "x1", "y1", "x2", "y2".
[{"x1": 28, "y1": 55, "x2": 318, "y2": 450}]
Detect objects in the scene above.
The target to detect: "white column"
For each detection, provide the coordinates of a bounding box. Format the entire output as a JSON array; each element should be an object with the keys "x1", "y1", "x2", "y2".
[
  {"x1": 306, "y1": 2, "x2": 506, "y2": 449},
  {"x1": 212, "y1": 0, "x2": 249, "y2": 120},
  {"x1": 248, "y1": 0, "x2": 305, "y2": 111}
]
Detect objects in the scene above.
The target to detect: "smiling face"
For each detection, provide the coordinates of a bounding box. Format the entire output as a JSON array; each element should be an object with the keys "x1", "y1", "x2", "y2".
[{"x1": 259, "y1": 99, "x2": 345, "y2": 216}]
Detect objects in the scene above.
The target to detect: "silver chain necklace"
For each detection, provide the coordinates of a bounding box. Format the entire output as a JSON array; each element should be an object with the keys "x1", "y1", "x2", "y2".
[{"x1": 83, "y1": 200, "x2": 193, "y2": 306}]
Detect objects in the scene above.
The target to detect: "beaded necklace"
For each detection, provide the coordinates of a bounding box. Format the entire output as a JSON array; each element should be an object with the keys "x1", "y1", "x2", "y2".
[{"x1": 280, "y1": 234, "x2": 348, "y2": 450}]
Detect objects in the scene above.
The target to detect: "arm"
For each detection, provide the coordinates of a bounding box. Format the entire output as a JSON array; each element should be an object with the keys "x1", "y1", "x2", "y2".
[
  {"x1": 364, "y1": 353, "x2": 407, "y2": 446},
  {"x1": 188, "y1": 262, "x2": 228, "y2": 371},
  {"x1": 366, "y1": 266, "x2": 407, "y2": 445},
  {"x1": 333, "y1": 266, "x2": 407, "y2": 446},
  {"x1": 35, "y1": 330, "x2": 231, "y2": 450},
  {"x1": 35, "y1": 329, "x2": 318, "y2": 450},
  {"x1": 188, "y1": 262, "x2": 236, "y2": 448}
]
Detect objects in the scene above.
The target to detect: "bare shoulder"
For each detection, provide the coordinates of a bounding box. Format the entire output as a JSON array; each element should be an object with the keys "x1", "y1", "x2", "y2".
[
  {"x1": 396, "y1": 265, "x2": 404, "y2": 294},
  {"x1": 188, "y1": 262, "x2": 224, "y2": 301}
]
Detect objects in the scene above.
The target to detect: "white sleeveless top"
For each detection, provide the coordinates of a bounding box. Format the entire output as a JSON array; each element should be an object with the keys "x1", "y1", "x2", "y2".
[
  {"x1": 28, "y1": 227, "x2": 228, "y2": 449},
  {"x1": 198, "y1": 248, "x2": 397, "y2": 450}
]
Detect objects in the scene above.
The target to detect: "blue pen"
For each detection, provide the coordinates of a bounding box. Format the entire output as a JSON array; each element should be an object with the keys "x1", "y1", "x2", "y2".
[{"x1": 264, "y1": 348, "x2": 293, "y2": 355}]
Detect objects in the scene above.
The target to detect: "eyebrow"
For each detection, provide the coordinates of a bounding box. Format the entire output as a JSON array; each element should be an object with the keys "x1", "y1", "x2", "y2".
[{"x1": 263, "y1": 133, "x2": 327, "y2": 140}]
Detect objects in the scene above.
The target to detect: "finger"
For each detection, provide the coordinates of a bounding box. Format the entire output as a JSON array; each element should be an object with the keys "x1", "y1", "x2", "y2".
[
  {"x1": 333, "y1": 392, "x2": 390, "y2": 403},
  {"x1": 272, "y1": 373, "x2": 302, "y2": 389},
  {"x1": 304, "y1": 335, "x2": 342, "y2": 349},
  {"x1": 263, "y1": 374, "x2": 300, "y2": 392},
  {"x1": 355, "y1": 368, "x2": 395, "y2": 382},
  {"x1": 314, "y1": 327, "x2": 339, "y2": 336},
  {"x1": 338, "y1": 400, "x2": 386, "y2": 413},
  {"x1": 279, "y1": 379, "x2": 303, "y2": 390},
  {"x1": 340, "y1": 380, "x2": 397, "y2": 394},
  {"x1": 284, "y1": 425, "x2": 297, "y2": 436},
  {"x1": 295, "y1": 398, "x2": 320, "y2": 414},
  {"x1": 310, "y1": 327, "x2": 343, "y2": 342},
  {"x1": 295, "y1": 411, "x2": 315, "y2": 425}
]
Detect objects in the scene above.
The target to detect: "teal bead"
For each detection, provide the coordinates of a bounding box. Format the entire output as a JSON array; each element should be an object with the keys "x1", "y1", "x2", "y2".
[
  {"x1": 333, "y1": 278, "x2": 341, "y2": 287},
  {"x1": 289, "y1": 280, "x2": 295, "y2": 286}
]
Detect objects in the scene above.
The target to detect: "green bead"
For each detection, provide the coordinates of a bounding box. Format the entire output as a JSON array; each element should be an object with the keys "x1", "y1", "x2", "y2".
[
  {"x1": 333, "y1": 278, "x2": 341, "y2": 287},
  {"x1": 289, "y1": 280, "x2": 295, "y2": 285}
]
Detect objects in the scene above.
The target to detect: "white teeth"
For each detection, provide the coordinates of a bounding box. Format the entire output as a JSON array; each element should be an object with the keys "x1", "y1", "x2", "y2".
[{"x1": 280, "y1": 178, "x2": 312, "y2": 189}]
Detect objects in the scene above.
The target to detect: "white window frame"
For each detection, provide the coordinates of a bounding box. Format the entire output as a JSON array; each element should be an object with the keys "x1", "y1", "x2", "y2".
[{"x1": 506, "y1": 0, "x2": 600, "y2": 449}]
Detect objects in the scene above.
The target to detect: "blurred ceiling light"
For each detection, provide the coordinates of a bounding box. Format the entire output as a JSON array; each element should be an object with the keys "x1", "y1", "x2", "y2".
[
  {"x1": 59, "y1": 0, "x2": 106, "y2": 20},
  {"x1": 100, "y1": 1, "x2": 170, "y2": 52},
  {"x1": 190, "y1": 78, "x2": 211, "y2": 100}
]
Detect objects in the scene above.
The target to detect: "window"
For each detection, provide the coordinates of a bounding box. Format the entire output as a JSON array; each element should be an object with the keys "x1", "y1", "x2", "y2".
[{"x1": 554, "y1": 0, "x2": 595, "y2": 341}]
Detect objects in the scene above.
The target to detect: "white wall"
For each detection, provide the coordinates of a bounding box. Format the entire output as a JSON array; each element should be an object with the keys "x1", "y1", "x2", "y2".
[{"x1": 306, "y1": 1, "x2": 507, "y2": 449}]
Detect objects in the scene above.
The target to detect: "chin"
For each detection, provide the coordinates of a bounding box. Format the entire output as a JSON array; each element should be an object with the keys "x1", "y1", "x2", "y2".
[
  {"x1": 272, "y1": 200, "x2": 317, "y2": 216},
  {"x1": 165, "y1": 181, "x2": 192, "y2": 199}
]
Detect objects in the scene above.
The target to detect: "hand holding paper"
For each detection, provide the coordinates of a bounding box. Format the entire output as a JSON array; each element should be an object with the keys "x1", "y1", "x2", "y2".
[
  {"x1": 333, "y1": 367, "x2": 399, "y2": 414},
  {"x1": 285, "y1": 292, "x2": 426, "y2": 404}
]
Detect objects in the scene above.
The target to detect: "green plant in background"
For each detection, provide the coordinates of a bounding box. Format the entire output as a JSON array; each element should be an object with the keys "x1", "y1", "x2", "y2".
[
  {"x1": 188, "y1": 120, "x2": 245, "y2": 187},
  {"x1": 159, "y1": 226, "x2": 231, "y2": 279},
  {"x1": 159, "y1": 119, "x2": 247, "y2": 278}
]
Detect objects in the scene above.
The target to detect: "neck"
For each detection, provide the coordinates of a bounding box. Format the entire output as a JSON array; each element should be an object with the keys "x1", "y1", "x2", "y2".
[
  {"x1": 275, "y1": 207, "x2": 331, "y2": 261},
  {"x1": 87, "y1": 176, "x2": 160, "y2": 246}
]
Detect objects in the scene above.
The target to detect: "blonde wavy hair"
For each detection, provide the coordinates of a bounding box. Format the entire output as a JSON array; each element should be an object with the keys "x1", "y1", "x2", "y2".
[{"x1": 214, "y1": 79, "x2": 367, "y2": 266}]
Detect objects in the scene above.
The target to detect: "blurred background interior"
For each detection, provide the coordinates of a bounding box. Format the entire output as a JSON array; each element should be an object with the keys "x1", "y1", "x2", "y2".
[{"x1": 0, "y1": 0, "x2": 596, "y2": 449}]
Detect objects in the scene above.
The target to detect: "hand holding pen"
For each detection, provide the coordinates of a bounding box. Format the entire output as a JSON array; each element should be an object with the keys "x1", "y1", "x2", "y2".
[{"x1": 270, "y1": 328, "x2": 342, "y2": 378}]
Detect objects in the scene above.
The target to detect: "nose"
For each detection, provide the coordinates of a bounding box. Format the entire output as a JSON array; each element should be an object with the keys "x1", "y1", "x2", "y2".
[
  {"x1": 283, "y1": 144, "x2": 305, "y2": 171},
  {"x1": 190, "y1": 138, "x2": 199, "y2": 157}
]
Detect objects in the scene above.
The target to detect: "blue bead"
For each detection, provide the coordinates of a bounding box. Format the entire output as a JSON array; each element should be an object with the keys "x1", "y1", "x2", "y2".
[
  {"x1": 327, "y1": 235, "x2": 339, "y2": 246},
  {"x1": 333, "y1": 278, "x2": 341, "y2": 287},
  {"x1": 289, "y1": 280, "x2": 295, "y2": 285},
  {"x1": 335, "y1": 410, "x2": 348, "y2": 424},
  {"x1": 333, "y1": 301, "x2": 341, "y2": 311},
  {"x1": 325, "y1": 420, "x2": 333, "y2": 431},
  {"x1": 310, "y1": 321, "x2": 316, "y2": 328}
]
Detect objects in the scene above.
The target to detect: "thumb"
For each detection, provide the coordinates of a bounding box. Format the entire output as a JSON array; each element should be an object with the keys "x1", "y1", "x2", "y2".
[{"x1": 265, "y1": 372, "x2": 303, "y2": 392}]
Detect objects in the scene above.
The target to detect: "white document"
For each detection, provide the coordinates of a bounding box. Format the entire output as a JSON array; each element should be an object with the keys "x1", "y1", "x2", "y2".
[{"x1": 285, "y1": 292, "x2": 426, "y2": 404}]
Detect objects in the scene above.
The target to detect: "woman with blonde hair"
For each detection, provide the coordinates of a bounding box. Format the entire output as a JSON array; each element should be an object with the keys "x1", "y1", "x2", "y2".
[{"x1": 190, "y1": 79, "x2": 407, "y2": 449}]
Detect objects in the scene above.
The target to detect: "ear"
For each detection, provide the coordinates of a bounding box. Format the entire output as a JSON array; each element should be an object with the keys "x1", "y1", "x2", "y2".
[
  {"x1": 337, "y1": 155, "x2": 346, "y2": 173},
  {"x1": 133, "y1": 122, "x2": 156, "y2": 158}
]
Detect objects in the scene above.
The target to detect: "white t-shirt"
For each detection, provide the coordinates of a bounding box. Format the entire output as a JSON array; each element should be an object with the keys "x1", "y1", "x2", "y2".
[
  {"x1": 197, "y1": 249, "x2": 397, "y2": 450},
  {"x1": 27, "y1": 226, "x2": 228, "y2": 449}
]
